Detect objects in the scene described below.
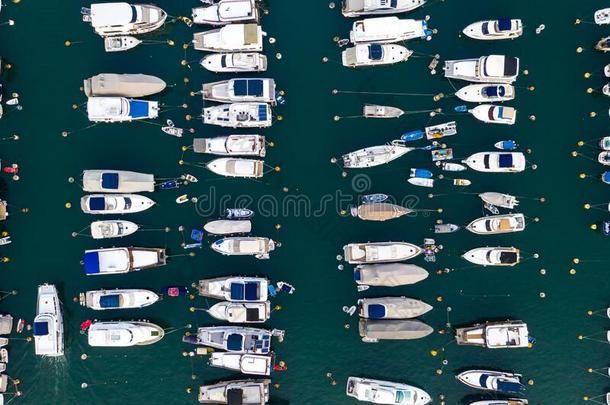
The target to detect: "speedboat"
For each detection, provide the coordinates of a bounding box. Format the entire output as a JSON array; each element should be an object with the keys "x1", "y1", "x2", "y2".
[
  {"x1": 192, "y1": 0, "x2": 258, "y2": 25},
  {"x1": 466, "y1": 213, "x2": 526, "y2": 235},
  {"x1": 211, "y1": 237, "x2": 276, "y2": 259},
  {"x1": 349, "y1": 17, "x2": 430, "y2": 44},
  {"x1": 84, "y1": 74, "x2": 166, "y2": 97},
  {"x1": 350, "y1": 202, "x2": 412, "y2": 221},
  {"x1": 342, "y1": 142, "x2": 416, "y2": 168},
  {"x1": 455, "y1": 84, "x2": 515, "y2": 102},
  {"x1": 34, "y1": 284, "x2": 64, "y2": 357},
  {"x1": 203, "y1": 103, "x2": 272, "y2": 128},
  {"x1": 462, "y1": 247, "x2": 520, "y2": 266},
  {"x1": 346, "y1": 377, "x2": 432, "y2": 404},
  {"x1": 207, "y1": 158, "x2": 264, "y2": 178},
  {"x1": 462, "y1": 19, "x2": 523, "y2": 40},
  {"x1": 226, "y1": 208, "x2": 254, "y2": 219},
  {"x1": 80, "y1": 194, "x2": 155, "y2": 214},
  {"x1": 200, "y1": 52, "x2": 267, "y2": 73},
  {"x1": 82, "y1": 170, "x2": 155, "y2": 193},
  {"x1": 82, "y1": 3, "x2": 167, "y2": 36},
  {"x1": 600, "y1": 151, "x2": 610, "y2": 165},
  {"x1": 457, "y1": 370, "x2": 523, "y2": 393},
  {"x1": 358, "y1": 297, "x2": 432, "y2": 319},
  {"x1": 104, "y1": 36, "x2": 141, "y2": 52},
  {"x1": 444, "y1": 55, "x2": 519, "y2": 83},
  {"x1": 479, "y1": 192, "x2": 519, "y2": 209},
  {"x1": 596, "y1": 8, "x2": 610, "y2": 25},
  {"x1": 597, "y1": 36, "x2": 610, "y2": 53},
  {"x1": 88, "y1": 321, "x2": 164, "y2": 347},
  {"x1": 469, "y1": 105, "x2": 516, "y2": 125},
  {"x1": 193, "y1": 135, "x2": 266, "y2": 157},
  {"x1": 198, "y1": 379, "x2": 270, "y2": 404},
  {"x1": 209, "y1": 353, "x2": 273, "y2": 376},
  {"x1": 354, "y1": 264, "x2": 429, "y2": 287},
  {"x1": 462, "y1": 152, "x2": 526, "y2": 172},
  {"x1": 87, "y1": 97, "x2": 158, "y2": 122},
  {"x1": 196, "y1": 276, "x2": 268, "y2": 301},
  {"x1": 343, "y1": 242, "x2": 422, "y2": 264},
  {"x1": 455, "y1": 320, "x2": 529, "y2": 348},
  {"x1": 359, "y1": 319, "x2": 433, "y2": 342},
  {"x1": 79, "y1": 289, "x2": 159, "y2": 310},
  {"x1": 468, "y1": 400, "x2": 528, "y2": 405},
  {"x1": 183, "y1": 326, "x2": 284, "y2": 354},
  {"x1": 84, "y1": 247, "x2": 166, "y2": 275},
  {"x1": 363, "y1": 104, "x2": 404, "y2": 118},
  {"x1": 208, "y1": 301, "x2": 271, "y2": 323},
  {"x1": 342, "y1": 44, "x2": 412, "y2": 67},
  {"x1": 341, "y1": 0, "x2": 426, "y2": 17},
  {"x1": 204, "y1": 219, "x2": 252, "y2": 235},
  {"x1": 90, "y1": 220, "x2": 139, "y2": 239},
  {"x1": 202, "y1": 78, "x2": 276, "y2": 105},
  {"x1": 193, "y1": 24, "x2": 264, "y2": 52}
]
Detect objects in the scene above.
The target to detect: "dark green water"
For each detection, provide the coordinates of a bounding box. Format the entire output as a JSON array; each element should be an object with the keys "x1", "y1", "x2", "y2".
[{"x1": 1, "y1": 0, "x2": 610, "y2": 404}]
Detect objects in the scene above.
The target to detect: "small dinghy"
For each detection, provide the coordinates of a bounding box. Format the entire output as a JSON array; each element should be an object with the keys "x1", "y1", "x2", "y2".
[
  {"x1": 361, "y1": 193, "x2": 388, "y2": 204},
  {"x1": 211, "y1": 237, "x2": 276, "y2": 259},
  {"x1": 194, "y1": 135, "x2": 266, "y2": 157},
  {"x1": 596, "y1": 8, "x2": 610, "y2": 25},
  {"x1": 479, "y1": 192, "x2": 519, "y2": 209},
  {"x1": 79, "y1": 289, "x2": 159, "y2": 310},
  {"x1": 226, "y1": 208, "x2": 254, "y2": 219},
  {"x1": 208, "y1": 301, "x2": 271, "y2": 323},
  {"x1": 454, "y1": 179, "x2": 471, "y2": 186},
  {"x1": 363, "y1": 104, "x2": 404, "y2": 119},
  {"x1": 603, "y1": 172, "x2": 610, "y2": 184},
  {"x1": 469, "y1": 105, "x2": 516, "y2": 125},
  {"x1": 350, "y1": 202, "x2": 412, "y2": 221},
  {"x1": 343, "y1": 242, "x2": 422, "y2": 264},
  {"x1": 597, "y1": 36, "x2": 610, "y2": 52},
  {"x1": 342, "y1": 43, "x2": 412, "y2": 68},
  {"x1": 358, "y1": 297, "x2": 433, "y2": 319},
  {"x1": 457, "y1": 370, "x2": 524, "y2": 393},
  {"x1": 599, "y1": 151, "x2": 610, "y2": 165},
  {"x1": 346, "y1": 377, "x2": 432, "y2": 405},
  {"x1": 163, "y1": 286, "x2": 189, "y2": 297},
  {"x1": 342, "y1": 142, "x2": 421, "y2": 168},
  {"x1": 455, "y1": 84, "x2": 515, "y2": 102},
  {"x1": 209, "y1": 353, "x2": 273, "y2": 376},
  {"x1": 200, "y1": 52, "x2": 267, "y2": 73},
  {"x1": 90, "y1": 220, "x2": 138, "y2": 239},
  {"x1": 104, "y1": 36, "x2": 141, "y2": 52},
  {"x1": 204, "y1": 219, "x2": 252, "y2": 235},
  {"x1": 495, "y1": 140, "x2": 518, "y2": 150},
  {"x1": 463, "y1": 152, "x2": 526, "y2": 172},
  {"x1": 440, "y1": 162, "x2": 466, "y2": 171},
  {"x1": 354, "y1": 264, "x2": 429, "y2": 287},
  {"x1": 434, "y1": 223, "x2": 459, "y2": 233},
  {"x1": 349, "y1": 17, "x2": 431, "y2": 44},
  {"x1": 198, "y1": 379, "x2": 270, "y2": 405},
  {"x1": 603, "y1": 83, "x2": 610, "y2": 97},
  {"x1": 462, "y1": 19, "x2": 523, "y2": 40},
  {"x1": 600, "y1": 137, "x2": 610, "y2": 150},
  {"x1": 431, "y1": 148, "x2": 453, "y2": 161},
  {"x1": 408, "y1": 177, "x2": 434, "y2": 188},
  {"x1": 359, "y1": 319, "x2": 433, "y2": 342},
  {"x1": 462, "y1": 247, "x2": 520, "y2": 266},
  {"x1": 206, "y1": 158, "x2": 264, "y2": 178},
  {"x1": 466, "y1": 213, "x2": 526, "y2": 235},
  {"x1": 410, "y1": 168, "x2": 433, "y2": 178},
  {"x1": 196, "y1": 276, "x2": 268, "y2": 301},
  {"x1": 161, "y1": 120, "x2": 183, "y2": 137}
]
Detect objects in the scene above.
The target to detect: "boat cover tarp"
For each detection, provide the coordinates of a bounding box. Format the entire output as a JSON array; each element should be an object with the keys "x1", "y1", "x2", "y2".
[
  {"x1": 354, "y1": 264, "x2": 428, "y2": 286},
  {"x1": 243, "y1": 24, "x2": 258, "y2": 44},
  {"x1": 498, "y1": 154, "x2": 513, "y2": 168},
  {"x1": 498, "y1": 18, "x2": 511, "y2": 31},
  {"x1": 503, "y1": 57, "x2": 518, "y2": 76},
  {"x1": 83, "y1": 170, "x2": 155, "y2": 193},
  {"x1": 246, "y1": 308, "x2": 261, "y2": 322},
  {"x1": 84, "y1": 251, "x2": 101, "y2": 275},
  {"x1": 499, "y1": 251, "x2": 518, "y2": 264},
  {"x1": 227, "y1": 388, "x2": 244, "y2": 405},
  {"x1": 0, "y1": 204, "x2": 6, "y2": 221},
  {"x1": 33, "y1": 321, "x2": 49, "y2": 336},
  {"x1": 84, "y1": 74, "x2": 166, "y2": 97},
  {"x1": 204, "y1": 220, "x2": 252, "y2": 235},
  {"x1": 100, "y1": 294, "x2": 121, "y2": 308},
  {"x1": 359, "y1": 319, "x2": 433, "y2": 340},
  {"x1": 101, "y1": 173, "x2": 119, "y2": 189},
  {"x1": 369, "y1": 44, "x2": 383, "y2": 60},
  {"x1": 227, "y1": 333, "x2": 244, "y2": 351},
  {"x1": 484, "y1": 86, "x2": 503, "y2": 97},
  {"x1": 355, "y1": 203, "x2": 411, "y2": 221},
  {"x1": 89, "y1": 197, "x2": 106, "y2": 211},
  {"x1": 230, "y1": 282, "x2": 258, "y2": 301},
  {"x1": 0, "y1": 315, "x2": 12, "y2": 335},
  {"x1": 367, "y1": 304, "x2": 386, "y2": 319},
  {"x1": 233, "y1": 79, "x2": 263, "y2": 96},
  {"x1": 497, "y1": 380, "x2": 522, "y2": 393},
  {"x1": 129, "y1": 100, "x2": 150, "y2": 119},
  {"x1": 362, "y1": 297, "x2": 431, "y2": 319}
]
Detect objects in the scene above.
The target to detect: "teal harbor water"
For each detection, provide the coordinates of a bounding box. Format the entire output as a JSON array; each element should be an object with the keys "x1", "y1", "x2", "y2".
[{"x1": 2, "y1": 0, "x2": 610, "y2": 404}]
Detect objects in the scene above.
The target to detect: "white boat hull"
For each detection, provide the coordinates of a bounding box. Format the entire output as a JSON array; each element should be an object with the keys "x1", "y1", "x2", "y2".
[
  {"x1": 343, "y1": 242, "x2": 422, "y2": 264},
  {"x1": 209, "y1": 353, "x2": 272, "y2": 376},
  {"x1": 34, "y1": 284, "x2": 64, "y2": 357},
  {"x1": 207, "y1": 158, "x2": 264, "y2": 178},
  {"x1": 80, "y1": 194, "x2": 155, "y2": 214},
  {"x1": 469, "y1": 105, "x2": 516, "y2": 125},
  {"x1": 462, "y1": 247, "x2": 520, "y2": 266},
  {"x1": 342, "y1": 44, "x2": 412, "y2": 67},
  {"x1": 463, "y1": 152, "x2": 526, "y2": 173},
  {"x1": 194, "y1": 135, "x2": 266, "y2": 157},
  {"x1": 346, "y1": 377, "x2": 432, "y2": 405},
  {"x1": 455, "y1": 84, "x2": 515, "y2": 102},
  {"x1": 81, "y1": 289, "x2": 159, "y2": 310},
  {"x1": 200, "y1": 53, "x2": 267, "y2": 73},
  {"x1": 466, "y1": 214, "x2": 526, "y2": 235},
  {"x1": 204, "y1": 219, "x2": 252, "y2": 235},
  {"x1": 88, "y1": 321, "x2": 165, "y2": 347},
  {"x1": 90, "y1": 220, "x2": 139, "y2": 239},
  {"x1": 462, "y1": 19, "x2": 523, "y2": 40},
  {"x1": 208, "y1": 301, "x2": 271, "y2": 323},
  {"x1": 342, "y1": 143, "x2": 413, "y2": 168}
]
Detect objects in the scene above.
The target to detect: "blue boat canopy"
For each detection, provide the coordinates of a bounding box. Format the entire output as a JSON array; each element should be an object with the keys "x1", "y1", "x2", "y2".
[
  {"x1": 233, "y1": 79, "x2": 264, "y2": 97},
  {"x1": 353, "y1": 270, "x2": 361, "y2": 281},
  {"x1": 484, "y1": 86, "x2": 505, "y2": 97},
  {"x1": 101, "y1": 172, "x2": 119, "y2": 190},
  {"x1": 369, "y1": 44, "x2": 383, "y2": 61},
  {"x1": 89, "y1": 196, "x2": 106, "y2": 211},
  {"x1": 33, "y1": 321, "x2": 49, "y2": 336},
  {"x1": 258, "y1": 104, "x2": 268, "y2": 121},
  {"x1": 99, "y1": 294, "x2": 121, "y2": 308},
  {"x1": 84, "y1": 251, "x2": 101, "y2": 275},
  {"x1": 498, "y1": 154, "x2": 513, "y2": 168},
  {"x1": 603, "y1": 172, "x2": 610, "y2": 183},
  {"x1": 497, "y1": 380, "x2": 522, "y2": 393},
  {"x1": 227, "y1": 333, "x2": 244, "y2": 351},
  {"x1": 129, "y1": 100, "x2": 150, "y2": 119},
  {"x1": 498, "y1": 18, "x2": 512, "y2": 31},
  {"x1": 230, "y1": 282, "x2": 259, "y2": 301},
  {"x1": 367, "y1": 304, "x2": 386, "y2": 319}
]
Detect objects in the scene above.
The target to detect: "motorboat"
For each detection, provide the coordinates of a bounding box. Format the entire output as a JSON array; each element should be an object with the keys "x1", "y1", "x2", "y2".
[
  {"x1": 84, "y1": 74, "x2": 166, "y2": 97},
  {"x1": 462, "y1": 19, "x2": 523, "y2": 40},
  {"x1": 193, "y1": 135, "x2": 266, "y2": 157},
  {"x1": 462, "y1": 152, "x2": 526, "y2": 172},
  {"x1": 599, "y1": 151, "x2": 610, "y2": 165},
  {"x1": 342, "y1": 142, "x2": 417, "y2": 168},
  {"x1": 90, "y1": 220, "x2": 139, "y2": 239},
  {"x1": 343, "y1": 242, "x2": 422, "y2": 264},
  {"x1": 455, "y1": 84, "x2": 515, "y2": 102},
  {"x1": 479, "y1": 192, "x2": 519, "y2": 209},
  {"x1": 196, "y1": 276, "x2": 268, "y2": 301},
  {"x1": 358, "y1": 297, "x2": 432, "y2": 319},
  {"x1": 604, "y1": 83, "x2": 610, "y2": 97},
  {"x1": 457, "y1": 370, "x2": 523, "y2": 393},
  {"x1": 597, "y1": 36, "x2": 610, "y2": 53},
  {"x1": 440, "y1": 162, "x2": 466, "y2": 171},
  {"x1": 361, "y1": 193, "x2": 389, "y2": 204},
  {"x1": 206, "y1": 158, "x2": 264, "y2": 178},
  {"x1": 202, "y1": 78, "x2": 276, "y2": 105},
  {"x1": 203, "y1": 103, "x2": 272, "y2": 128},
  {"x1": 444, "y1": 55, "x2": 519, "y2": 83},
  {"x1": 104, "y1": 36, "x2": 141, "y2": 52},
  {"x1": 596, "y1": 8, "x2": 610, "y2": 25},
  {"x1": 87, "y1": 97, "x2": 159, "y2": 122},
  {"x1": 462, "y1": 247, "x2": 520, "y2": 266},
  {"x1": 200, "y1": 52, "x2": 267, "y2": 72},
  {"x1": 34, "y1": 284, "x2": 64, "y2": 357},
  {"x1": 341, "y1": 0, "x2": 426, "y2": 18},
  {"x1": 363, "y1": 104, "x2": 404, "y2": 118},
  {"x1": 346, "y1": 377, "x2": 432, "y2": 405},
  {"x1": 435, "y1": 223, "x2": 460, "y2": 233},
  {"x1": 211, "y1": 237, "x2": 276, "y2": 259},
  {"x1": 82, "y1": 3, "x2": 167, "y2": 36},
  {"x1": 600, "y1": 137, "x2": 610, "y2": 150},
  {"x1": 342, "y1": 44, "x2": 412, "y2": 67},
  {"x1": 226, "y1": 208, "x2": 254, "y2": 219},
  {"x1": 79, "y1": 288, "x2": 159, "y2": 310},
  {"x1": 354, "y1": 264, "x2": 428, "y2": 287},
  {"x1": 198, "y1": 379, "x2": 270, "y2": 404},
  {"x1": 349, "y1": 17, "x2": 430, "y2": 44},
  {"x1": 468, "y1": 400, "x2": 528, "y2": 405},
  {"x1": 495, "y1": 140, "x2": 518, "y2": 150},
  {"x1": 82, "y1": 170, "x2": 155, "y2": 193},
  {"x1": 466, "y1": 213, "x2": 526, "y2": 235},
  {"x1": 84, "y1": 247, "x2": 166, "y2": 275},
  {"x1": 359, "y1": 319, "x2": 433, "y2": 342},
  {"x1": 209, "y1": 353, "x2": 273, "y2": 376},
  {"x1": 0, "y1": 316, "x2": 12, "y2": 336},
  {"x1": 87, "y1": 321, "x2": 164, "y2": 347},
  {"x1": 183, "y1": 326, "x2": 284, "y2": 354},
  {"x1": 350, "y1": 202, "x2": 412, "y2": 221},
  {"x1": 193, "y1": 24, "x2": 263, "y2": 52},
  {"x1": 204, "y1": 219, "x2": 252, "y2": 235},
  {"x1": 208, "y1": 301, "x2": 271, "y2": 323},
  {"x1": 469, "y1": 105, "x2": 516, "y2": 125},
  {"x1": 192, "y1": 0, "x2": 258, "y2": 25},
  {"x1": 455, "y1": 320, "x2": 529, "y2": 348},
  {"x1": 425, "y1": 121, "x2": 457, "y2": 140},
  {"x1": 81, "y1": 194, "x2": 155, "y2": 214}
]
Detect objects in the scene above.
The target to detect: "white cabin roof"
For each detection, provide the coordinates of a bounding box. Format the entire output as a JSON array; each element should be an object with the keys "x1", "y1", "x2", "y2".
[{"x1": 90, "y1": 3, "x2": 136, "y2": 28}]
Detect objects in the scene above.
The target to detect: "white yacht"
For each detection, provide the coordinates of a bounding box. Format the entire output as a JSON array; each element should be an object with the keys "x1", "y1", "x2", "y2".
[
  {"x1": 82, "y1": 170, "x2": 155, "y2": 193},
  {"x1": 204, "y1": 219, "x2": 252, "y2": 235},
  {"x1": 82, "y1": 3, "x2": 167, "y2": 37},
  {"x1": 358, "y1": 297, "x2": 433, "y2": 319},
  {"x1": 211, "y1": 237, "x2": 276, "y2": 259},
  {"x1": 343, "y1": 242, "x2": 422, "y2": 264},
  {"x1": 203, "y1": 103, "x2": 272, "y2": 128},
  {"x1": 104, "y1": 36, "x2": 141, "y2": 52},
  {"x1": 196, "y1": 276, "x2": 269, "y2": 301},
  {"x1": 462, "y1": 152, "x2": 526, "y2": 173},
  {"x1": 84, "y1": 247, "x2": 166, "y2": 275},
  {"x1": 84, "y1": 73, "x2": 166, "y2": 98},
  {"x1": 350, "y1": 17, "x2": 430, "y2": 44},
  {"x1": 88, "y1": 321, "x2": 164, "y2": 347},
  {"x1": 346, "y1": 377, "x2": 432, "y2": 404},
  {"x1": 462, "y1": 247, "x2": 520, "y2": 266},
  {"x1": 79, "y1": 289, "x2": 159, "y2": 310},
  {"x1": 192, "y1": 0, "x2": 258, "y2": 25},
  {"x1": 444, "y1": 55, "x2": 519, "y2": 83},
  {"x1": 354, "y1": 264, "x2": 429, "y2": 287},
  {"x1": 207, "y1": 158, "x2": 264, "y2": 178},
  {"x1": 183, "y1": 326, "x2": 283, "y2": 354},
  {"x1": 456, "y1": 320, "x2": 529, "y2": 348},
  {"x1": 457, "y1": 370, "x2": 523, "y2": 393},
  {"x1": 80, "y1": 194, "x2": 155, "y2": 214},
  {"x1": 193, "y1": 135, "x2": 266, "y2": 157},
  {"x1": 90, "y1": 220, "x2": 139, "y2": 239},
  {"x1": 209, "y1": 353, "x2": 272, "y2": 376},
  {"x1": 342, "y1": 44, "x2": 412, "y2": 67},
  {"x1": 466, "y1": 213, "x2": 526, "y2": 235},
  {"x1": 462, "y1": 19, "x2": 523, "y2": 40},
  {"x1": 202, "y1": 78, "x2": 276, "y2": 105},
  {"x1": 342, "y1": 0, "x2": 426, "y2": 17},
  {"x1": 455, "y1": 84, "x2": 515, "y2": 102},
  {"x1": 469, "y1": 105, "x2": 516, "y2": 125},
  {"x1": 198, "y1": 379, "x2": 270, "y2": 404},
  {"x1": 87, "y1": 97, "x2": 159, "y2": 122},
  {"x1": 208, "y1": 301, "x2": 271, "y2": 323},
  {"x1": 200, "y1": 52, "x2": 267, "y2": 73},
  {"x1": 342, "y1": 143, "x2": 416, "y2": 168},
  {"x1": 34, "y1": 284, "x2": 64, "y2": 357},
  {"x1": 193, "y1": 24, "x2": 263, "y2": 52}
]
